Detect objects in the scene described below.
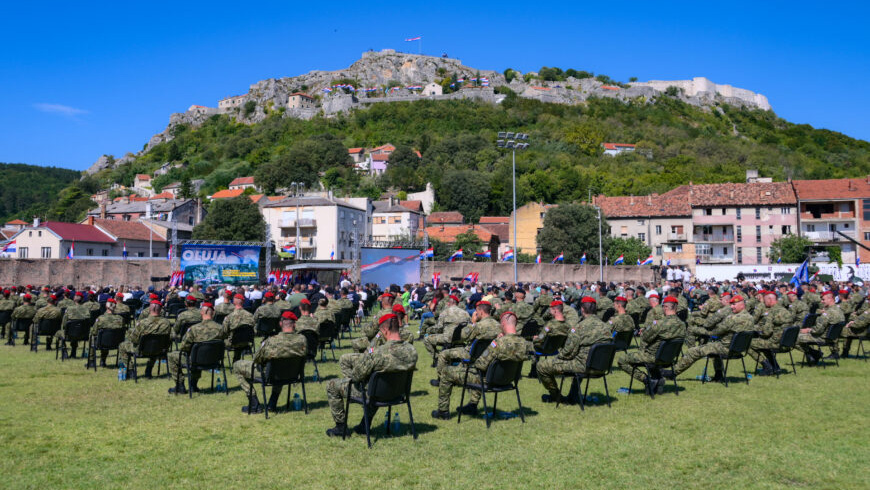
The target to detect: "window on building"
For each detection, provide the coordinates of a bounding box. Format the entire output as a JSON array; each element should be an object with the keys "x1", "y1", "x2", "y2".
[
  {"x1": 781, "y1": 207, "x2": 792, "y2": 214},
  {"x1": 102, "y1": 249, "x2": 109, "y2": 256},
  {"x1": 756, "y1": 225, "x2": 761, "y2": 243},
  {"x1": 152, "y1": 252, "x2": 159, "y2": 257},
  {"x1": 807, "y1": 224, "x2": 815, "y2": 232},
  {"x1": 637, "y1": 220, "x2": 645, "y2": 225},
  {"x1": 19, "y1": 247, "x2": 28, "y2": 258},
  {"x1": 736, "y1": 226, "x2": 742, "y2": 243},
  {"x1": 655, "y1": 225, "x2": 662, "y2": 235},
  {"x1": 137, "y1": 252, "x2": 144, "y2": 257},
  {"x1": 736, "y1": 208, "x2": 741, "y2": 220},
  {"x1": 782, "y1": 226, "x2": 792, "y2": 235},
  {"x1": 665, "y1": 244, "x2": 683, "y2": 253},
  {"x1": 757, "y1": 248, "x2": 763, "y2": 263},
  {"x1": 87, "y1": 248, "x2": 94, "y2": 256},
  {"x1": 123, "y1": 215, "x2": 131, "y2": 221},
  {"x1": 656, "y1": 246, "x2": 662, "y2": 255},
  {"x1": 620, "y1": 226, "x2": 628, "y2": 237},
  {"x1": 37, "y1": 231, "x2": 41, "y2": 237},
  {"x1": 721, "y1": 208, "x2": 726, "y2": 215},
  {"x1": 723, "y1": 247, "x2": 729, "y2": 255},
  {"x1": 863, "y1": 200, "x2": 870, "y2": 221},
  {"x1": 389, "y1": 216, "x2": 401, "y2": 224},
  {"x1": 41, "y1": 247, "x2": 51, "y2": 258},
  {"x1": 638, "y1": 233, "x2": 646, "y2": 242},
  {"x1": 705, "y1": 209, "x2": 713, "y2": 216},
  {"x1": 755, "y1": 207, "x2": 760, "y2": 219},
  {"x1": 737, "y1": 247, "x2": 742, "y2": 264},
  {"x1": 374, "y1": 217, "x2": 386, "y2": 224},
  {"x1": 865, "y1": 232, "x2": 870, "y2": 241},
  {"x1": 28, "y1": 231, "x2": 32, "y2": 237}
]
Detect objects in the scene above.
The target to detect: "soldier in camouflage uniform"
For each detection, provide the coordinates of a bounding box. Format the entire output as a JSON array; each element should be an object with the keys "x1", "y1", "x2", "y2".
[
  {"x1": 511, "y1": 290, "x2": 535, "y2": 333},
  {"x1": 784, "y1": 291, "x2": 809, "y2": 325},
  {"x1": 273, "y1": 290, "x2": 291, "y2": 312},
  {"x1": 538, "y1": 297, "x2": 613, "y2": 404},
  {"x1": 420, "y1": 292, "x2": 447, "y2": 337},
  {"x1": 0, "y1": 289, "x2": 16, "y2": 338},
  {"x1": 608, "y1": 296, "x2": 635, "y2": 334},
  {"x1": 54, "y1": 292, "x2": 92, "y2": 358},
  {"x1": 57, "y1": 290, "x2": 75, "y2": 312},
  {"x1": 836, "y1": 289, "x2": 857, "y2": 320},
  {"x1": 595, "y1": 285, "x2": 614, "y2": 321},
  {"x1": 223, "y1": 294, "x2": 255, "y2": 361},
  {"x1": 113, "y1": 293, "x2": 131, "y2": 318},
  {"x1": 626, "y1": 287, "x2": 650, "y2": 320},
  {"x1": 174, "y1": 296, "x2": 203, "y2": 341},
  {"x1": 31, "y1": 293, "x2": 63, "y2": 350},
  {"x1": 431, "y1": 301, "x2": 502, "y2": 383},
  {"x1": 296, "y1": 299, "x2": 320, "y2": 336},
  {"x1": 86, "y1": 298, "x2": 125, "y2": 368},
  {"x1": 618, "y1": 296, "x2": 685, "y2": 394},
  {"x1": 842, "y1": 290, "x2": 870, "y2": 358},
  {"x1": 8, "y1": 294, "x2": 37, "y2": 345},
  {"x1": 801, "y1": 285, "x2": 821, "y2": 311},
  {"x1": 686, "y1": 291, "x2": 732, "y2": 347},
  {"x1": 749, "y1": 290, "x2": 794, "y2": 374},
  {"x1": 34, "y1": 288, "x2": 49, "y2": 310},
  {"x1": 422, "y1": 295, "x2": 471, "y2": 359},
  {"x1": 119, "y1": 300, "x2": 172, "y2": 378},
  {"x1": 532, "y1": 285, "x2": 553, "y2": 325},
  {"x1": 214, "y1": 290, "x2": 235, "y2": 319},
  {"x1": 168, "y1": 302, "x2": 225, "y2": 394},
  {"x1": 252, "y1": 292, "x2": 281, "y2": 326},
  {"x1": 432, "y1": 310, "x2": 528, "y2": 419},
  {"x1": 234, "y1": 310, "x2": 307, "y2": 413},
  {"x1": 798, "y1": 290, "x2": 845, "y2": 363},
  {"x1": 325, "y1": 313, "x2": 418, "y2": 437},
  {"x1": 314, "y1": 298, "x2": 336, "y2": 336},
  {"x1": 188, "y1": 285, "x2": 205, "y2": 302},
  {"x1": 643, "y1": 293, "x2": 664, "y2": 331},
  {"x1": 666, "y1": 295, "x2": 755, "y2": 381}
]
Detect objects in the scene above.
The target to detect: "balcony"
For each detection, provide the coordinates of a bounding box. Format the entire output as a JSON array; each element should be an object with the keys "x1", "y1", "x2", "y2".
[
  {"x1": 693, "y1": 234, "x2": 734, "y2": 243},
  {"x1": 697, "y1": 254, "x2": 734, "y2": 264},
  {"x1": 804, "y1": 230, "x2": 856, "y2": 242},
  {"x1": 800, "y1": 211, "x2": 855, "y2": 220},
  {"x1": 667, "y1": 232, "x2": 687, "y2": 242},
  {"x1": 280, "y1": 218, "x2": 317, "y2": 228},
  {"x1": 284, "y1": 237, "x2": 316, "y2": 248}
]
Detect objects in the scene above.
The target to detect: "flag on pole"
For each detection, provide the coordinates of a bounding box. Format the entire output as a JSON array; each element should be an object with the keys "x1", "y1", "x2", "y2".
[
  {"x1": 613, "y1": 254, "x2": 624, "y2": 265},
  {"x1": 580, "y1": 253, "x2": 587, "y2": 264},
  {"x1": 449, "y1": 249, "x2": 463, "y2": 262},
  {"x1": 474, "y1": 250, "x2": 491, "y2": 259},
  {"x1": 636, "y1": 259, "x2": 641, "y2": 265},
  {"x1": 282, "y1": 244, "x2": 296, "y2": 255},
  {"x1": 665, "y1": 258, "x2": 670, "y2": 266},
  {"x1": 552, "y1": 253, "x2": 564, "y2": 264},
  {"x1": 168, "y1": 244, "x2": 173, "y2": 261},
  {"x1": 777, "y1": 256, "x2": 782, "y2": 264},
  {"x1": 123, "y1": 241, "x2": 128, "y2": 259},
  {"x1": 1, "y1": 240, "x2": 16, "y2": 254},
  {"x1": 432, "y1": 272, "x2": 441, "y2": 288},
  {"x1": 502, "y1": 249, "x2": 514, "y2": 262},
  {"x1": 463, "y1": 272, "x2": 479, "y2": 283},
  {"x1": 420, "y1": 247, "x2": 434, "y2": 259},
  {"x1": 405, "y1": 36, "x2": 422, "y2": 41},
  {"x1": 858, "y1": 256, "x2": 861, "y2": 267},
  {"x1": 696, "y1": 256, "x2": 701, "y2": 265},
  {"x1": 267, "y1": 270, "x2": 277, "y2": 284},
  {"x1": 535, "y1": 254, "x2": 541, "y2": 264},
  {"x1": 66, "y1": 241, "x2": 75, "y2": 259},
  {"x1": 790, "y1": 259, "x2": 810, "y2": 287},
  {"x1": 640, "y1": 255, "x2": 654, "y2": 265}
]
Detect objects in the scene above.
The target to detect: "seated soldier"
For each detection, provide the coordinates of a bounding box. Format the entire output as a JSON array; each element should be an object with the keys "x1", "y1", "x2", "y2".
[
  {"x1": 748, "y1": 290, "x2": 793, "y2": 375},
  {"x1": 31, "y1": 293, "x2": 63, "y2": 350},
  {"x1": 119, "y1": 300, "x2": 172, "y2": 379},
  {"x1": 608, "y1": 296, "x2": 635, "y2": 334},
  {"x1": 798, "y1": 290, "x2": 844, "y2": 364},
  {"x1": 430, "y1": 301, "x2": 502, "y2": 387},
  {"x1": 252, "y1": 291, "x2": 281, "y2": 325},
  {"x1": 538, "y1": 297, "x2": 612, "y2": 404},
  {"x1": 8, "y1": 293, "x2": 37, "y2": 345},
  {"x1": 617, "y1": 296, "x2": 684, "y2": 394},
  {"x1": 233, "y1": 310, "x2": 307, "y2": 414},
  {"x1": 0, "y1": 289, "x2": 16, "y2": 338},
  {"x1": 432, "y1": 310, "x2": 528, "y2": 419},
  {"x1": 86, "y1": 298, "x2": 125, "y2": 368},
  {"x1": 223, "y1": 294, "x2": 255, "y2": 361},
  {"x1": 168, "y1": 302, "x2": 226, "y2": 394},
  {"x1": 422, "y1": 295, "x2": 471, "y2": 362},
  {"x1": 295, "y1": 299, "x2": 319, "y2": 335},
  {"x1": 390, "y1": 304, "x2": 415, "y2": 342},
  {"x1": 528, "y1": 300, "x2": 573, "y2": 378},
  {"x1": 174, "y1": 296, "x2": 202, "y2": 341},
  {"x1": 842, "y1": 290, "x2": 870, "y2": 358},
  {"x1": 325, "y1": 313, "x2": 418, "y2": 437},
  {"x1": 314, "y1": 298, "x2": 336, "y2": 334}
]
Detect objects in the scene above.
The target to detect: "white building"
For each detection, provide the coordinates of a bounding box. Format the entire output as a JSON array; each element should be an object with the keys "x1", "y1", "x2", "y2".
[
  {"x1": 602, "y1": 143, "x2": 636, "y2": 157},
  {"x1": 423, "y1": 82, "x2": 443, "y2": 96},
  {"x1": 371, "y1": 198, "x2": 422, "y2": 241},
  {"x1": 288, "y1": 92, "x2": 315, "y2": 109}
]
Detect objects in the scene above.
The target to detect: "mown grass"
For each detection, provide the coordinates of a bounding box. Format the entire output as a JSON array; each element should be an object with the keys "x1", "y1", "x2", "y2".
[{"x1": 0, "y1": 332, "x2": 867, "y2": 489}]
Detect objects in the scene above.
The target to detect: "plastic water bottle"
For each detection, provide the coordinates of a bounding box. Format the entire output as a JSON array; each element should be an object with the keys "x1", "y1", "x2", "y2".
[
  {"x1": 746, "y1": 374, "x2": 753, "y2": 380},
  {"x1": 118, "y1": 362, "x2": 126, "y2": 381},
  {"x1": 215, "y1": 375, "x2": 223, "y2": 392},
  {"x1": 617, "y1": 387, "x2": 630, "y2": 394},
  {"x1": 292, "y1": 393, "x2": 302, "y2": 411},
  {"x1": 392, "y1": 412, "x2": 401, "y2": 434},
  {"x1": 695, "y1": 375, "x2": 711, "y2": 381},
  {"x1": 312, "y1": 371, "x2": 318, "y2": 382}
]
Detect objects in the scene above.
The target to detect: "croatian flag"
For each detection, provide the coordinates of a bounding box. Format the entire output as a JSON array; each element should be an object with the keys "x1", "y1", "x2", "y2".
[
  {"x1": 66, "y1": 241, "x2": 75, "y2": 259},
  {"x1": 282, "y1": 244, "x2": 296, "y2": 255},
  {"x1": 636, "y1": 259, "x2": 641, "y2": 265},
  {"x1": 405, "y1": 36, "x2": 422, "y2": 41},
  {"x1": 464, "y1": 272, "x2": 479, "y2": 283},
  {"x1": 432, "y1": 272, "x2": 441, "y2": 288},
  {"x1": 552, "y1": 253, "x2": 564, "y2": 264},
  {"x1": 1, "y1": 240, "x2": 16, "y2": 254},
  {"x1": 502, "y1": 249, "x2": 514, "y2": 262},
  {"x1": 420, "y1": 247, "x2": 434, "y2": 259},
  {"x1": 449, "y1": 249, "x2": 463, "y2": 262},
  {"x1": 640, "y1": 255, "x2": 654, "y2": 265},
  {"x1": 580, "y1": 253, "x2": 586, "y2": 264},
  {"x1": 696, "y1": 256, "x2": 701, "y2": 265},
  {"x1": 535, "y1": 254, "x2": 541, "y2": 264},
  {"x1": 123, "y1": 242, "x2": 128, "y2": 259},
  {"x1": 777, "y1": 256, "x2": 782, "y2": 264},
  {"x1": 665, "y1": 258, "x2": 670, "y2": 266},
  {"x1": 267, "y1": 270, "x2": 277, "y2": 284},
  {"x1": 613, "y1": 255, "x2": 624, "y2": 265},
  {"x1": 330, "y1": 248, "x2": 335, "y2": 260},
  {"x1": 858, "y1": 256, "x2": 861, "y2": 267},
  {"x1": 474, "y1": 250, "x2": 491, "y2": 259},
  {"x1": 168, "y1": 245, "x2": 173, "y2": 261}
]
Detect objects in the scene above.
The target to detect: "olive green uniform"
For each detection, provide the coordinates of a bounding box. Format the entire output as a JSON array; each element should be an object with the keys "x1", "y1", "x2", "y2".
[
  {"x1": 673, "y1": 310, "x2": 755, "y2": 376},
  {"x1": 119, "y1": 315, "x2": 172, "y2": 369},
  {"x1": 748, "y1": 303, "x2": 793, "y2": 364},
  {"x1": 168, "y1": 319, "x2": 225, "y2": 385},
  {"x1": 233, "y1": 331, "x2": 307, "y2": 396},
  {"x1": 618, "y1": 315, "x2": 685, "y2": 382},
  {"x1": 538, "y1": 316, "x2": 612, "y2": 397}
]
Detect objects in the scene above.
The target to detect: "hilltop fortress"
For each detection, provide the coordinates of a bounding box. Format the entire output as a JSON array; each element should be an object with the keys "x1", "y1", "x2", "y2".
[{"x1": 88, "y1": 49, "x2": 773, "y2": 174}]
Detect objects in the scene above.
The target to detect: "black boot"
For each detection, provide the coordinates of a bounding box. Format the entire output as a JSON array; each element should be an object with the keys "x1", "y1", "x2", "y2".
[
  {"x1": 267, "y1": 389, "x2": 282, "y2": 412},
  {"x1": 758, "y1": 360, "x2": 775, "y2": 376},
  {"x1": 710, "y1": 370, "x2": 725, "y2": 382},
  {"x1": 842, "y1": 339, "x2": 852, "y2": 359},
  {"x1": 458, "y1": 402, "x2": 478, "y2": 415},
  {"x1": 168, "y1": 382, "x2": 188, "y2": 395},
  {"x1": 352, "y1": 417, "x2": 369, "y2": 434},
  {"x1": 70, "y1": 341, "x2": 78, "y2": 358},
  {"x1": 528, "y1": 363, "x2": 539, "y2": 379},
  {"x1": 243, "y1": 395, "x2": 263, "y2": 414},
  {"x1": 326, "y1": 423, "x2": 348, "y2": 437}
]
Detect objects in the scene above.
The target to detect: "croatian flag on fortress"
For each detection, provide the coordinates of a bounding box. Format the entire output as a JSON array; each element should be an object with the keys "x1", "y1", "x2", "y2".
[
  {"x1": 432, "y1": 272, "x2": 441, "y2": 288},
  {"x1": 580, "y1": 253, "x2": 587, "y2": 264},
  {"x1": 420, "y1": 247, "x2": 434, "y2": 259},
  {"x1": 474, "y1": 250, "x2": 491, "y2": 259},
  {"x1": 123, "y1": 242, "x2": 128, "y2": 259},
  {"x1": 640, "y1": 255, "x2": 654, "y2": 265},
  {"x1": 449, "y1": 249, "x2": 463, "y2": 262},
  {"x1": 552, "y1": 253, "x2": 564, "y2": 264},
  {"x1": 405, "y1": 36, "x2": 422, "y2": 42},
  {"x1": 464, "y1": 272, "x2": 479, "y2": 283},
  {"x1": 613, "y1": 254, "x2": 624, "y2": 265},
  {"x1": 1, "y1": 240, "x2": 15, "y2": 254}
]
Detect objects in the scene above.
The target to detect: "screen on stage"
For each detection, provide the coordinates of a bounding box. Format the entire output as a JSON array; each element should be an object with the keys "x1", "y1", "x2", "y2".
[
  {"x1": 360, "y1": 247, "x2": 420, "y2": 289},
  {"x1": 180, "y1": 244, "x2": 261, "y2": 285}
]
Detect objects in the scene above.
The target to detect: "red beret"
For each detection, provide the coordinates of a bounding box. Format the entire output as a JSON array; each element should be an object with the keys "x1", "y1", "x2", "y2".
[
  {"x1": 116, "y1": 293, "x2": 124, "y2": 298},
  {"x1": 500, "y1": 310, "x2": 516, "y2": 319},
  {"x1": 763, "y1": 290, "x2": 777, "y2": 296},
  {"x1": 23, "y1": 294, "x2": 32, "y2": 300},
  {"x1": 581, "y1": 296, "x2": 597, "y2": 303},
  {"x1": 26, "y1": 285, "x2": 33, "y2": 289},
  {"x1": 43, "y1": 286, "x2": 50, "y2": 291},
  {"x1": 380, "y1": 292, "x2": 395, "y2": 299},
  {"x1": 757, "y1": 290, "x2": 768, "y2": 296},
  {"x1": 185, "y1": 295, "x2": 197, "y2": 303},
  {"x1": 648, "y1": 293, "x2": 660, "y2": 299},
  {"x1": 821, "y1": 290, "x2": 834, "y2": 297},
  {"x1": 234, "y1": 294, "x2": 245, "y2": 300},
  {"x1": 379, "y1": 313, "x2": 397, "y2": 324},
  {"x1": 786, "y1": 291, "x2": 797, "y2": 296},
  {"x1": 225, "y1": 289, "x2": 234, "y2": 296},
  {"x1": 730, "y1": 295, "x2": 745, "y2": 303},
  {"x1": 281, "y1": 311, "x2": 298, "y2": 321},
  {"x1": 301, "y1": 298, "x2": 311, "y2": 305},
  {"x1": 663, "y1": 296, "x2": 678, "y2": 304},
  {"x1": 149, "y1": 293, "x2": 158, "y2": 300},
  {"x1": 279, "y1": 290, "x2": 286, "y2": 294},
  {"x1": 107, "y1": 298, "x2": 116, "y2": 304},
  {"x1": 550, "y1": 300, "x2": 563, "y2": 307},
  {"x1": 75, "y1": 291, "x2": 83, "y2": 297},
  {"x1": 839, "y1": 289, "x2": 849, "y2": 295},
  {"x1": 264, "y1": 292, "x2": 275, "y2": 299},
  {"x1": 477, "y1": 300, "x2": 491, "y2": 306},
  {"x1": 150, "y1": 300, "x2": 162, "y2": 305},
  {"x1": 614, "y1": 296, "x2": 627, "y2": 302},
  {"x1": 392, "y1": 304, "x2": 405, "y2": 314},
  {"x1": 449, "y1": 295, "x2": 461, "y2": 303},
  {"x1": 201, "y1": 302, "x2": 213, "y2": 309},
  {"x1": 50, "y1": 294, "x2": 57, "y2": 301}
]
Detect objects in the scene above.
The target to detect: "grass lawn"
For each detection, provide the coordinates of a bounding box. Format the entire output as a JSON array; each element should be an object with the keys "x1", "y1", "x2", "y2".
[{"x1": 0, "y1": 333, "x2": 867, "y2": 489}]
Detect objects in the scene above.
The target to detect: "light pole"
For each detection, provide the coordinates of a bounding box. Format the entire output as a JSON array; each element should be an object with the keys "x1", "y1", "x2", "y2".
[
  {"x1": 589, "y1": 188, "x2": 604, "y2": 282},
  {"x1": 497, "y1": 132, "x2": 530, "y2": 284},
  {"x1": 290, "y1": 182, "x2": 305, "y2": 259}
]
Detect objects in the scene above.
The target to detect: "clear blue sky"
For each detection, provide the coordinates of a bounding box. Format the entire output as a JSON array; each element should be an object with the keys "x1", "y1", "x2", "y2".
[{"x1": 1, "y1": 1, "x2": 868, "y2": 171}]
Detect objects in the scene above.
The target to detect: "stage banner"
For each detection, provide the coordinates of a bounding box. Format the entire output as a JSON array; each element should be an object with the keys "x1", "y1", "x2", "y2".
[
  {"x1": 361, "y1": 247, "x2": 420, "y2": 289},
  {"x1": 180, "y1": 244, "x2": 261, "y2": 285}
]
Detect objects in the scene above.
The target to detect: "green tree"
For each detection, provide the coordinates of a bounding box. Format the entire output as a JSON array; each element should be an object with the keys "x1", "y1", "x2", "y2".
[
  {"x1": 438, "y1": 170, "x2": 490, "y2": 222},
  {"x1": 629, "y1": 77, "x2": 638, "y2": 83},
  {"x1": 826, "y1": 246, "x2": 843, "y2": 268},
  {"x1": 564, "y1": 122, "x2": 605, "y2": 157},
  {"x1": 179, "y1": 175, "x2": 193, "y2": 199},
  {"x1": 454, "y1": 230, "x2": 484, "y2": 260},
  {"x1": 604, "y1": 237, "x2": 651, "y2": 266},
  {"x1": 769, "y1": 234, "x2": 813, "y2": 263},
  {"x1": 243, "y1": 100, "x2": 256, "y2": 118},
  {"x1": 385, "y1": 145, "x2": 423, "y2": 190},
  {"x1": 503, "y1": 68, "x2": 517, "y2": 83},
  {"x1": 192, "y1": 196, "x2": 266, "y2": 241},
  {"x1": 537, "y1": 203, "x2": 607, "y2": 263}
]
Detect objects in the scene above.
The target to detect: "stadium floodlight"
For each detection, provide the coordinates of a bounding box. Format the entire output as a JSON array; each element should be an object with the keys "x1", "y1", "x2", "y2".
[
  {"x1": 498, "y1": 132, "x2": 506, "y2": 139},
  {"x1": 497, "y1": 140, "x2": 505, "y2": 148},
  {"x1": 506, "y1": 132, "x2": 515, "y2": 139},
  {"x1": 496, "y1": 130, "x2": 531, "y2": 284}
]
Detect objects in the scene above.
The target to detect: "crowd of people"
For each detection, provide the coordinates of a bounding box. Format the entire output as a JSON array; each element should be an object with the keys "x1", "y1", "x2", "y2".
[{"x1": 0, "y1": 274, "x2": 867, "y2": 439}]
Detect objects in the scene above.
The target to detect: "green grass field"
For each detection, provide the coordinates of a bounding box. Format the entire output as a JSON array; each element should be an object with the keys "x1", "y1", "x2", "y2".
[{"x1": 0, "y1": 333, "x2": 867, "y2": 489}]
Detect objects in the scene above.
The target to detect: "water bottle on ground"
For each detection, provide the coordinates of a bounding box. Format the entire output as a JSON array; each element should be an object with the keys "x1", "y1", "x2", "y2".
[
  {"x1": 392, "y1": 412, "x2": 401, "y2": 434},
  {"x1": 293, "y1": 393, "x2": 302, "y2": 411},
  {"x1": 215, "y1": 375, "x2": 223, "y2": 392},
  {"x1": 617, "y1": 387, "x2": 630, "y2": 394},
  {"x1": 117, "y1": 362, "x2": 124, "y2": 381}
]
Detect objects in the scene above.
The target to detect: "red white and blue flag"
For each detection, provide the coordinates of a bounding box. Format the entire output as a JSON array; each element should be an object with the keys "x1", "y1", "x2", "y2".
[
  {"x1": 405, "y1": 36, "x2": 422, "y2": 41},
  {"x1": 474, "y1": 250, "x2": 491, "y2": 259},
  {"x1": 432, "y1": 272, "x2": 441, "y2": 288},
  {"x1": 640, "y1": 255, "x2": 654, "y2": 265},
  {"x1": 580, "y1": 253, "x2": 587, "y2": 264},
  {"x1": 613, "y1": 254, "x2": 624, "y2": 265},
  {"x1": 502, "y1": 249, "x2": 514, "y2": 261},
  {"x1": 535, "y1": 254, "x2": 541, "y2": 264},
  {"x1": 66, "y1": 241, "x2": 75, "y2": 259},
  {"x1": 420, "y1": 247, "x2": 434, "y2": 259},
  {"x1": 282, "y1": 244, "x2": 296, "y2": 255},
  {"x1": 1, "y1": 240, "x2": 16, "y2": 254},
  {"x1": 330, "y1": 248, "x2": 335, "y2": 260},
  {"x1": 552, "y1": 253, "x2": 564, "y2": 264},
  {"x1": 464, "y1": 272, "x2": 479, "y2": 283},
  {"x1": 122, "y1": 241, "x2": 128, "y2": 259},
  {"x1": 449, "y1": 249, "x2": 463, "y2": 262}
]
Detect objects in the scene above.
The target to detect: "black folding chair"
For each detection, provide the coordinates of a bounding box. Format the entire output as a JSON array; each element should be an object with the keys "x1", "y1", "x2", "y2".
[
  {"x1": 846, "y1": 327, "x2": 869, "y2": 361},
  {"x1": 318, "y1": 321, "x2": 338, "y2": 361},
  {"x1": 255, "y1": 317, "x2": 279, "y2": 338},
  {"x1": 57, "y1": 319, "x2": 90, "y2": 361},
  {"x1": 802, "y1": 322, "x2": 845, "y2": 368},
  {"x1": 226, "y1": 326, "x2": 256, "y2": 364},
  {"x1": 91, "y1": 328, "x2": 126, "y2": 371},
  {"x1": 88, "y1": 309, "x2": 101, "y2": 326},
  {"x1": 628, "y1": 338, "x2": 684, "y2": 399},
  {"x1": 677, "y1": 309, "x2": 689, "y2": 323},
  {"x1": 181, "y1": 340, "x2": 228, "y2": 398},
  {"x1": 519, "y1": 319, "x2": 541, "y2": 340},
  {"x1": 802, "y1": 313, "x2": 818, "y2": 329},
  {"x1": 299, "y1": 330, "x2": 321, "y2": 382},
  {"x1": 703, "y1": 330, "x2": 755, "y2": 386},
  {"x1": 431, "y1": 323, "x2": 466, "y2": 365},
  {"x1": 248, "y1": 357, "x2": 307, "y2": 418},
  {"x1": 31, "y1": 317, "x2": 62, "y2": 352},
  {"x1": 343, "y1": 370, "x2": 417, "y2": 448},
  {"x1": 214, "y1": 312, "x2": 228, "y2": 325},
  {"x1": 117, "y1": 311, "x2": 133, "y2": 328},
  {"x1": 458, "y1": 359, "x2": 525, "y2": 428},
  {"x1": 0, "y1": 310, "x2": 11, "y2": 337},
  {"x1": 558, "y1": 342, "x2": 617, "y2": 410},
  {"x1": 174, "y1": 321, "x2": 200, "y2": 349},
  {"x1": 532, "y1": 335, "x2": 567, "y2": 376},
  {"x1": 754, "y1": 326, "x2": 800, "y2": 377},
  {"x1": 131, "y1": 334, "x2": 171, "y2": 382},
  {"x1": 8, "y1": 318, "x2": 31, "y2": 346},
  {"x1": 165, "y1": 302, "x2": 185, "y2": 319},
  {"x1": 612, "y1": 330, "x2": 634, "y2": 355}
]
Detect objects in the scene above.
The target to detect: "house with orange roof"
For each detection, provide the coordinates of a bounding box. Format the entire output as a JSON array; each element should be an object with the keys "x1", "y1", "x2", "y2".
[
  {"x1": 210, "y1": 188, "x2": 245, "y2": 200},
  {"x1": 425, "y1": 223, "x2": 500, "y2": 258},
  {"x1": 602, "y1": 143, "x2": 636, "y2": 156},
  {"x1": 228, "y1": 176, "x2": 257, "y2": 191}
]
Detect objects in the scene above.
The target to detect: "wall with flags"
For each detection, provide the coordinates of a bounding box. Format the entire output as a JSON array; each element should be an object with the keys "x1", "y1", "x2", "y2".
[
  {"x1": 429, "y1": 262, "x2": 653, "y2": 284},
  {"x1": 0, "y1": 259, "x2": 171, "y2": 286}
]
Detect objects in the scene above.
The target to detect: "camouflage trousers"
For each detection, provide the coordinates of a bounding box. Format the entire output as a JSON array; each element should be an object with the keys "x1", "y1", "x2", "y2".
[
  {"x1": 749, "y1": 337, "x2": 780, "y2": 364},
  {"x1": 421, "y1": 316, "x2": 440, "y2": 335},
  {"x1": 673, "y1": 342, "x2": 727, "y2": 376},
  {"x1": 537, "y1": 357, "x2": 587, "y2": 396},
  {"x1": 435, "y1": 346, "x2": 470, "y2": 378},
  {"x1": 53, "y1": 329, "x2": 83, "y2": 355},
  {"x1": 118, "y1": 340, "x2": 136, "y2": 368},
  {"x1": 798, "y1": 333, "x2": 826, "y2": 355},
  {"x1": 6, "y1": 321, "x2": 30, "y2": 343},
  {"x1": 685, "y1": 326, "x2": 711, "y2": 348},
  {"x1": 438, "y1": 364, "x2": 481, "y2": 412},
  {"x1": 618, "y1": 351, "x2": 658, "y2": 382},
  {"x1": 339, "y1": 352, "x2": 363, "y2": 378},
  {"x1": 233, "y1": 360, "x2": 262, "y2": 397},
  {"x1": 423, "y1": 333, "x2": 450, "y2": 357},
  {"x1": 326, "y1": 377, "x2": 378, "y2": 425},
  {"x1": 351, "y1": 336, "x2": 370, "y2": 353}
]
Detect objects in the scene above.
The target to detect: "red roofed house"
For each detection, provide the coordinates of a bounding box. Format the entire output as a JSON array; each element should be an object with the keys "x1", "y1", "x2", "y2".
[
  {"x1": 348, "y1": 147, "x2": 366, "y2": 164},
  {"x1": 427, "y1": 211, "x2": 464, "y2": 227},
  {"x1": 425, "y1": 224, "x2": 500, "y2": 257},
  {"x1": 228, "y1": 176, "x2": 257, "y2": 191},
  {"x1": 149, "y1": 192, "x2": 175, "y2": 201},
  {"x1": 792, "y1": 177, "x2": 870, "y2": 265},
  {"x1": 9, "y1": 218, "x2": 114, "y2": 259},
  {"x1": 88, "y1": 217, "x2": 167, "y2": 258},
  {"x1": 602, "y1": 143, "x2": 636, "y2": 156},
  {"x1": 210, "y1": 188, "x2": 246, "y2": 200}
]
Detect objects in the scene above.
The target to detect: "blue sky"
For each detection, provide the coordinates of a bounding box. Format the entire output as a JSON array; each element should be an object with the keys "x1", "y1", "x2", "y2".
[{"x1": 1, "y1": 1, "x2": 868, "y2": 171}]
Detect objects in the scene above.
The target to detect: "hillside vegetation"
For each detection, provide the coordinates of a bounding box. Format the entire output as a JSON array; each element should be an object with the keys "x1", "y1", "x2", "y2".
[
  {"x1": 0, "y1": 163, "x2": 84, "y2": 224},
  {"x1": 68, "y1": 93, "x2": 870, "y2": 222}
]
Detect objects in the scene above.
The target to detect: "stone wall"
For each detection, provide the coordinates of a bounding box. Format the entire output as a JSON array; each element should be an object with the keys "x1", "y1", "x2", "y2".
[
  {"x1": 0, "y1": 260, "x2": 171, "y2": 287},
  {"x1": 430, "y1": 262, "x2": 654, "y2": 284}
]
